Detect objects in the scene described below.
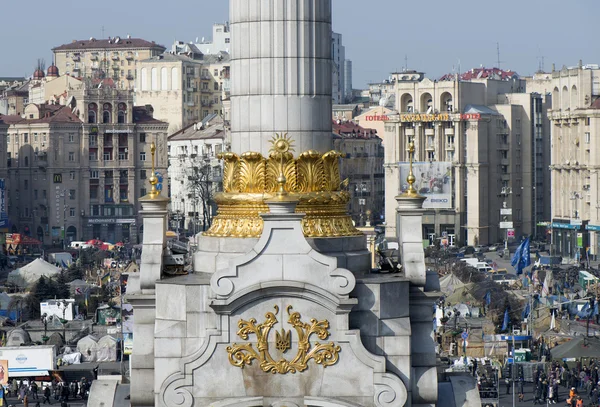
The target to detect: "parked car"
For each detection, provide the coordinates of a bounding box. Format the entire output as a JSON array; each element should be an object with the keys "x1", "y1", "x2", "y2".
[
  {"x1": 488, "y1": 244, "x2": 502, "y2": 252},
  {"x1": 475, "y1": 245, "x2": 488, "y2": 254},
  {"x1": 459, "y1": 246, "x2": 476, "y2": 256}
]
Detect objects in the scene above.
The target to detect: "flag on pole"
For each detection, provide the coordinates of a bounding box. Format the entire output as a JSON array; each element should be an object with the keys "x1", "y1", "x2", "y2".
[
  {"x1": 511, "y1": 237, "x2": 531, "y2": 275},
  {"x1": 502, "y1": 308, "x2": 510, "y2": 332}
]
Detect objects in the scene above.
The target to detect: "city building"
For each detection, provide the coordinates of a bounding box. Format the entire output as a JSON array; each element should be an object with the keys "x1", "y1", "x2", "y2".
[
  {"x1": 548, "y1": 62, "x2": 600, "y2": 259},
  {"x1": 167, "y1": 114, "x2": 227, "y2": 235},
  {"x1": 182, "y1": 23, "x2": 231, "y2": 55},
  {"x1": 136, "y1": 51, "x2": 230, "y2": 134},
  {"x1": 0, "y1": 81, "x2": 29, "y2": 116},
  {"x1": 333, "y1": 120, "x2": 384, "y2": 226},
  {"x1": 331, "y1": 32, "x2": 353, "y2": 104},
  {"x1": 332, "y1": 104, "x2": 360, "y2": 121},
  {"x1": 1, "y1": 82, "x2": 168, "y2": 246},
  {"x1": 136, "y1": 53, "x2": 204, "y2": 134},
  {"x1": 29, "y1": 66, "x2": 83, "y2": 105},
  {"x1": 52, "y1": 36, "x2": 166, "y2": 89},
  {"x1": 383, "y1": 68, "x2": 552, "y2": 247},
  {"x1": 0, "y1": 78, "x2": 25, "y2": 92}
]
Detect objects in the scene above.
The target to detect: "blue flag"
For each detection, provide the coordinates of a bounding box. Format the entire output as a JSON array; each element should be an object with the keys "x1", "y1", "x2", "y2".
[
  {"x1": 502, "y1": 308, "x2": 510, "y2": 332},
  {"x1": 511, "y1": 237, "x2": 531, "y2": 275},
  {"x1": 484, "y1": 291, "x2": 491, "y2": 306}
]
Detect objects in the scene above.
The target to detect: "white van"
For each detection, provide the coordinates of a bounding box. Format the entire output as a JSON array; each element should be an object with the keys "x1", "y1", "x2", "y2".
[{"x1": 70, "y1": 241, "x2": 90, "y2": 250}]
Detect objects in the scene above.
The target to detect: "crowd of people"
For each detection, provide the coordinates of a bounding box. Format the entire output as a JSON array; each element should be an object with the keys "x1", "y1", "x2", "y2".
[{"x1": 4, "y1": 377, "x2": 90, "y2": 406}]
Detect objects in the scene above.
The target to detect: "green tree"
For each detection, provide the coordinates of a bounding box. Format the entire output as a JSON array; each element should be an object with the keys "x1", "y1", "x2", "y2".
[{"x1": 53, "y1": 271, "x2": 70, "y2": 298}]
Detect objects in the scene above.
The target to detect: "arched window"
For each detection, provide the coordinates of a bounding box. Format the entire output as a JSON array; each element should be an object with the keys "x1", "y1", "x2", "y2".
[
  {"x1": 103, "y1": 103, "x2": 112, "y2": 124},
  {"x1": 88, "y1": 103, "x2": 98, "y2": 124},
  {"x1": 141, "y1": 68, "x2": 148, "y2": 91},
  {"x1": 151, "y1": 68, "x2": 158, "y2": 90},
  {"x1": 117, "y1": 103, "x2": 127, "y2": 124},
  {"x1": 161, "y1": 67, "x2": 168, "y2": 90},
  {"x1": 24, "y1": 156, "x2": 29, "y2": 167},
  {"x1": 171, "y1": 67, "x2": 179, "y2": 90}
]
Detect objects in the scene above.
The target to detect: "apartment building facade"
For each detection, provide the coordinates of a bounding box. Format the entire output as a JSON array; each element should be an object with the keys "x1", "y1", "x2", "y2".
[
  {"x1": 136, "y1": 52, "x2": 231, "y2": 135},
  {"x1": 383, "y1": 69, "x2": 551, "y2": 247},
  {"x1": 548, "y1": 63, "x2": 600, "y2": 259},
  {"x1": 52, "y1": 36, "x2": 165, "y2": 89},
  {"x1": 167, "y1": 115, "x2": 227, "y2": 234},
  {"x1": 333, "y1": 121, "x2": 384, "y2": 226},
  {"x1": 1, "y1": 87, "x2": 168, "y2": 246}
]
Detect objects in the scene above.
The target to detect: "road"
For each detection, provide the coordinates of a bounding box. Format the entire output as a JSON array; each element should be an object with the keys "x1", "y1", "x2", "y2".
[
  {"x1": 499, "y1": 382, "x2": 592, "y2": 406},
  {"x1": 3, "y1": 395, "x2": 87, "y2": 407}
]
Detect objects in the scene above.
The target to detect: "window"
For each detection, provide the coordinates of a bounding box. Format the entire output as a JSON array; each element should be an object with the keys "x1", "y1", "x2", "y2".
[
  {"x1": 89, "y1": 186, "x2": 98, "y2": 200},
  {"x1": 103, "y1": 111, "x2": 111, "y2": 123},
  {"x1": 42, "y1": 189, "x2": 46, "y2": 198},
  {"x1": 34, "y1": 190, "x2": 38, "y2": 199},
  {"x1": 23, "y1": 134, "x2": 28, "y2": 143},
  {"x1": 68, "y1": 152, "x2": 75, "y2": 161},
  {"x1": 34, "y1": 134, "x2": 38, "y2": 142},
  {"x1": 139, "y1": 133, "x2": 146, "y2": 143},
  {"x1": 89, "y1": 152, "x2": 98, "y2": 161},
  {"x1": 6, "y1": 136, "x2": 9, "y2": 144},
  {"x1": 140, "y1": 170, "x2": 146, "y2": 179},
  {"x1": 24, "y1": 207, "x2": 29, "y2": 218},
  {"x1": 70, "y1": 208, "x2": 75, "y2": 217},
  {"x1": 225, "y1": 38, "x2": 230, "y2": 44},
  {"x1": 69, "y1": 189, "x2": 76, "y2": 200},
  {"x1": 586, "y1": 132, "x2": 591, "y2": 144},
  {"x1": 90, "y1": 170, "x2": 99, "y2": 179},
  {"x1": 141, "y1": 187, "x2": 147, "y2": 196},
  {"x1": 214, "y1": 69, "x2": 218, "y2": 76},
  {"x1": 202, "y1": 82, "x2": 208, "y2": 90},
  {"x1": 24, "y1": 180, "x2": 28, "y2": 190},
  {"x1": 68, "y1": 134, "x2": 75, "y2": 142},
  {"x1": 118, "y1": 111, "x2": 125, "y2": 124},
  {"x1": 103, "y1": 151, "x2": 112, "y2": 161},
  {"x1": 70, "y1": 172, "x2": 75, "y2": 180},
  {"x1": 214, "y1": 82, "x2": 219, "y2": 91},
  {"x1": 140, "y1": 152, "x2": 146, "y2": 161}
]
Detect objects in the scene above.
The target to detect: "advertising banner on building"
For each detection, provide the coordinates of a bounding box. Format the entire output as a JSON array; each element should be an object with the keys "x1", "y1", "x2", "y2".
[{"x1": 398, "y1": 162, "x2": 453, "y2": 209}]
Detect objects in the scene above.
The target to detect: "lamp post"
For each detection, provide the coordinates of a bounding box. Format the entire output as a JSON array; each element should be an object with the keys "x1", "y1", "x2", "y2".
[
  {"x1": 499, "y1": 187, "x2": 512, "y2": 257},
  {"x1": 58, "y1": 300, "x2": 68, "y2": 343},
  {"x1": 570, "y1": 191, "x2": 583, "y2": 261},
  {"x1": 40, "y1": 313, "x2": 48, "y2": 343}
]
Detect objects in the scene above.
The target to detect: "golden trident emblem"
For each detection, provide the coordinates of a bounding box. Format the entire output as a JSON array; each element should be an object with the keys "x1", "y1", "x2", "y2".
[{"x1": 226, "y1": 305, "x2": 341, "y2": 374}]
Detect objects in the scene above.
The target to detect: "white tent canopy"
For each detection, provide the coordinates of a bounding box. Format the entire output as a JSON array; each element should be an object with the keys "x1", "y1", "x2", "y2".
[
  {"x1": 97, "y1": 335, "x2": 118, "y2": 362},
  {"x1": 7, "y1": 259, "x2": 60, "y2": 288},
  {"x1": 76, "y1": 335, "x2": 99, "y2": 362},
  {"x1": 440, "y1": 274, "x2": 466, "y2": 293}
]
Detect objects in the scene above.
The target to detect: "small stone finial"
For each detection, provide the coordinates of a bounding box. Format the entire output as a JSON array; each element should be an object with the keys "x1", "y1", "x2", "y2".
[{"x1": 402, "y1": 141, "x2": 423, "y2": 199}]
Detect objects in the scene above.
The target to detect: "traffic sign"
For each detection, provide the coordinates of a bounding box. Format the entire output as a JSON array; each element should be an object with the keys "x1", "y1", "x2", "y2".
[
  {"x1": 507, "y1": 229, "x2": 515, "y2": 238},
  {"x1": 461, "y1": 331, "x2": 469, "y2": 340}
]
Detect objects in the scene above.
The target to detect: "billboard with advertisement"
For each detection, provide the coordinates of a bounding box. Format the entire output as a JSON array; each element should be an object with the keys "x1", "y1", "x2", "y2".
[
  {"x1": 398, "y1": 162, "x2": 453, "y2": 209},
  {"x1": 0, "y1": 360, "x2": 7, "y2": 385}
]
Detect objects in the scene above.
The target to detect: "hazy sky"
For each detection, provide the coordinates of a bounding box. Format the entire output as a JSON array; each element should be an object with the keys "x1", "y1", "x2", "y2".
[{"x1": 2, "y1": 0, "x2": 599, "y2": 88}]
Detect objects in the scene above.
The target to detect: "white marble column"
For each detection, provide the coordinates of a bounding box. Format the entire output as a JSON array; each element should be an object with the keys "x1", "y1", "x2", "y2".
[{"x1": 229, "y1": 0, "x2": 333, "y2": 155}]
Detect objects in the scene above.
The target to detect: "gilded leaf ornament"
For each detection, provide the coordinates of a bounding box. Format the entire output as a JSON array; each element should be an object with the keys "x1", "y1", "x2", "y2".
[
  {"x1": 237, "y1": 152, "x2": 266, "y2": 193},
  {"x1": 226, "y1": 305, "x2": 341, "y2": 374}
]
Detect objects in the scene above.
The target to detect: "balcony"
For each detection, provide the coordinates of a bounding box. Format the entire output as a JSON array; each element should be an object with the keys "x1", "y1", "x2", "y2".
[
  {"x1": 201, "y1": 74, "x2": 211, "y2": 80},
  {"x1": 426, "y1": 144, "x2": 435, "y2": 152},
  {"x1": 187, "y1": 101, "x2": 195, "y2": 107},
  {"x1": 201, "y1": 100, "x2": 212, "y2": 107},
  {"x1": 405, "y1": 128, "x2": 415, "y2": 136},
  {"x1": 425, "y1": 129, "x2": 435, "y2": 136},
  {"x1": 125, "y1": 53, "x2": 134, "y2": 60},
  {"x1": 444, "y1": 128, "x2": 455, "y2": 136},
  {"x1": 118, "y1": 153, "x2": 129, "y2": 161},
  {"x1": 72, "y1": 55, "x2": 80, "y2": 62},
  {"x1": 90, "y1": 54, "x2": 99, "y2": 61},
  {"x1": 126, "y1": 74, "x2": 134, "y2": 81},
  {"x1": 111, "y1": 54, "x2": 119, "y2": 61},
  {"x1": 445, "y1": 144, "x2": 455, "y2": 151},
  {"x1": 187, "y1": 86, "x2": 197, "y2": 92},
  {"x1": 501, "y1": 158, "x2": 509, "y2": 166}
]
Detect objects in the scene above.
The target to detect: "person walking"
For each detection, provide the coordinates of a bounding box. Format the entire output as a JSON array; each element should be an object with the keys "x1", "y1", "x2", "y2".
[
  {"x1": 23, "y1": 394, "x2": 29, "y2": 407},
  {"x1": 42, "y1": 385, "x2": 51, "y2": 405},
  {"x1": 518, "y1": 376, "x2": 525, "y2": 402},
  {"x1": 30, "y1": 381, "x2": 38, "y2": 400},
  {"x1": 505, "y1": 377, "x2": 511, "y2": 395}
]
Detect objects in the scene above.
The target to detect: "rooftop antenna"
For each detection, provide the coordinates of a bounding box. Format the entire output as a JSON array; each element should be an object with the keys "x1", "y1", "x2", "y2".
[
  {"x1": 537, "y1": 48, "x2": 545, "y2": 73},
  {"x1": 496, "y1": 42, "x2": 504, "y2": 70}
]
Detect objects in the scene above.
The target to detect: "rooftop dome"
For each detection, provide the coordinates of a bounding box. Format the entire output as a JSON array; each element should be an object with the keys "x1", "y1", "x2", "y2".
[
  {"x1": 33, "y1": 69, "x2": 45, "y2": 80},
  {"x1": 47, "y1": 64, "x2": 59, "y2": 78}
]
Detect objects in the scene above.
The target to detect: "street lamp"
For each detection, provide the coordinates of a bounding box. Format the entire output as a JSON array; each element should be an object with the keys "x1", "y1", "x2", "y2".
[
  {"x1": 499, "y1": 187, "x2": 513, "y2": 257},
  {"x1": 40, "y1": 313, "x2": 49, "y2": 343}
]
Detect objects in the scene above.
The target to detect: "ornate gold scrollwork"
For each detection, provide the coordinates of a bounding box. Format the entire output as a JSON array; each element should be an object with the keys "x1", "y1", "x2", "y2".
[{"x1": 226, "y1": 305, "x2": 341, "y2": 374}]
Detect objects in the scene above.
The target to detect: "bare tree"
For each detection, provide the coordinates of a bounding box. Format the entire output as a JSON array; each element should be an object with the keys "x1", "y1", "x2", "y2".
[{"x1": 186, "y1": 157, "x2": 217, "y2": 232}]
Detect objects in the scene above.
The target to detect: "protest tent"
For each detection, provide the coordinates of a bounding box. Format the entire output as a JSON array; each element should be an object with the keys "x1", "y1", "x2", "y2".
[
  {"x1": 7, "y1": 259, "x2": 60, "y2": 288},
  {"x1": 97, "y1": 335, "x2": 118, "y2": 362},
  {"x1": 550, "y1": 336, "x2": 600, "y2": 359},
  {"x1": 76, "y1": 335, "x2": 99, "y2": 362}
]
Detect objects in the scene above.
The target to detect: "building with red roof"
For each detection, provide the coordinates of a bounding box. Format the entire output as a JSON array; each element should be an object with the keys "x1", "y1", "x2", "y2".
[
  {"x1": 332, "y1": 120, "x2": 384, "y2": 226},
  {"x1": 2, "y1": 84, "x2": 168, "y2": 246}
]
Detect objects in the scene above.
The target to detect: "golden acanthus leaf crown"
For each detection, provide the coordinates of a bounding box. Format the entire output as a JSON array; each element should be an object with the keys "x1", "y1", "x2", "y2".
[{"x1": 204, "y1": 135, "x2": 362, "y2": 238}]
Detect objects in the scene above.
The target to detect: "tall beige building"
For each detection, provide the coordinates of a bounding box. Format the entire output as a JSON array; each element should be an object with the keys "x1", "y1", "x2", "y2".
[
  {"x1": 549, "y1": 63, "x2": 600, "y2": 259},
  {"x1": 0, "y1": 85, "x2": 168, "y2": 246},
  {"x1": 384, "y1": 68, "x2": 551, "y2": 246},
  {"x1": 136, "y1": 52, "x2": 230, "y2": 134},
  {"x1": 52, "y1": 36, "x2": 165, "y2": 89}
]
